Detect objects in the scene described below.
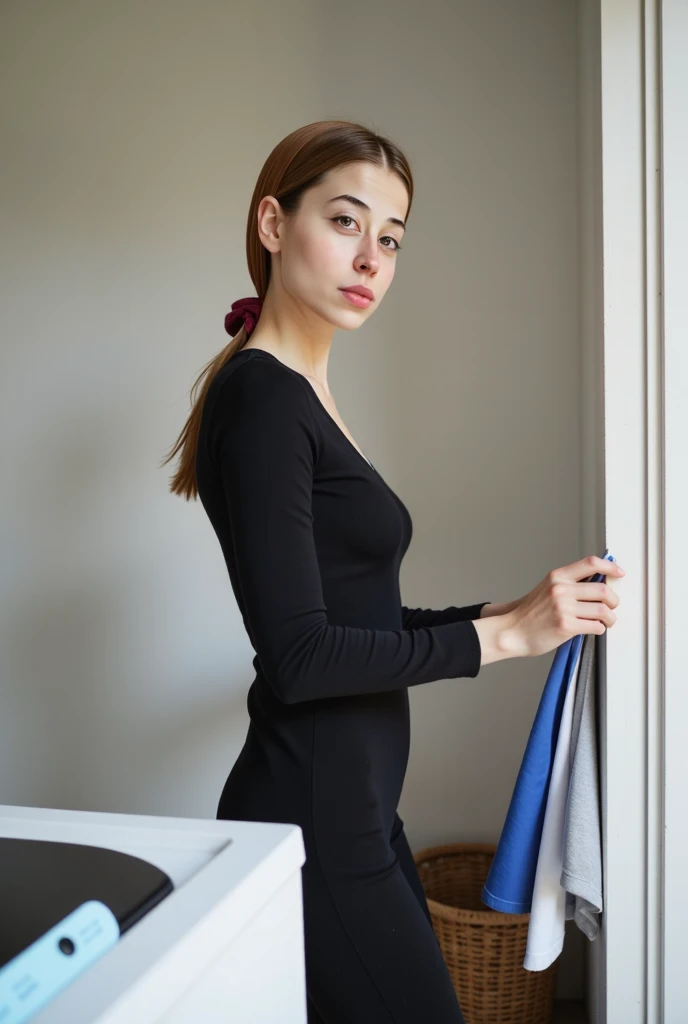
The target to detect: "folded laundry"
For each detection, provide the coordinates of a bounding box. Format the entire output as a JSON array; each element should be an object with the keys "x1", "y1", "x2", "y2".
[
  {"x1": 481, "y1": 551, "x2": 613, "y2": 967},
  {"x1": 562, "y1": 631, "x2": 602, "y2": 939},
  {"x1": 524, "y1": 637, "x2": 584, "y2": 969},
  {"x1": 524, "y1": 629, "x2": 602, "y2": 969},
  {"x1": 481, "y1": 634, "x2": 584, "y2": 916}
]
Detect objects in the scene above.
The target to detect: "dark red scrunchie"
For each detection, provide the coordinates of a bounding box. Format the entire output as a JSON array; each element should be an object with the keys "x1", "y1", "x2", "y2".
[{"x1": 224, "y1": 296, "x2": 264, "y2": 338}]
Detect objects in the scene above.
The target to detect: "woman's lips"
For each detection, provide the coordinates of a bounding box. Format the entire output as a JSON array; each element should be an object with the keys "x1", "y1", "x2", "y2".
[{"x1": 339, "y1": 288, "x2": 372, "y2": 308}]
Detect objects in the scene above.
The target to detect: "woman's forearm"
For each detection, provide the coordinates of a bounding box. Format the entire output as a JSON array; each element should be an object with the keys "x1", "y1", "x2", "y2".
[
  {"x1": 479, "y1": 599, "x2": 520, "y2": 619},
  {"x1": 472, "y1": 611, "x2": 525, "y2": 665}
]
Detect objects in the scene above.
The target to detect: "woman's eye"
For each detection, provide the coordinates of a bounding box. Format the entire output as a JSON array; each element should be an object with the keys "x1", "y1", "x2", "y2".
[
  {"x1": 332, "y1": 216, "x2": 402, "y2": 252},
  {"x1": 381, "y1": 236, "x2": 402, "y2": 252}
]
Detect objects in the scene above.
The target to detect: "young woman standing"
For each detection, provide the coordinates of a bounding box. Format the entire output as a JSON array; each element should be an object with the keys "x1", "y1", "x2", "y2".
[{"x1": 163, "y1": 120, "x2": 624, "y2": 1024}]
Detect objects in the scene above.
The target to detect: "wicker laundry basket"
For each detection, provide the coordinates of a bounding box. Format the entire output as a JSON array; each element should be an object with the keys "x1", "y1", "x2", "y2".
[{"x1": 413, "y1": 842, "x2": 559, "y2": 1024}]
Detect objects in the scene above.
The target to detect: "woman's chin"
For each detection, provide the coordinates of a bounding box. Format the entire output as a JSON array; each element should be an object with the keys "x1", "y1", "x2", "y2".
[{"x1": 329, "y1": 306, "x2": 372, "y2": 331}]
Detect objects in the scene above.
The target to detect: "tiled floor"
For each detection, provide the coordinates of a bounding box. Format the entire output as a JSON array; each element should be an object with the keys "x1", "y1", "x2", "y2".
[{"x1": 552, "y1": 1001, "x2": 588, "y2": 1023}]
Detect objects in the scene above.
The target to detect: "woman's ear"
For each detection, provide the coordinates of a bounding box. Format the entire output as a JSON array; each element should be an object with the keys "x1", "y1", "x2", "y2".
[{"x1": 256, "y1": 195, "x2": 283, "y2": 254}]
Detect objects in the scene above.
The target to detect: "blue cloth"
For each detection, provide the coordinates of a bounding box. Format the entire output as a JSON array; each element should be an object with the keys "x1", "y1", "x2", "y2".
[{"x1": 481, "y1": 550, "x2": 616, "y2": 914}]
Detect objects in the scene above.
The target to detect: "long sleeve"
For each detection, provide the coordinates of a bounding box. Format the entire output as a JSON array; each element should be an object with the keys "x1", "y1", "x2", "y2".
[
  {"x1": 209, "y1": 360, "x2": 483, "y2": 704},
  {"x1": 401, "y1": 602, "x2": 491, "y2": 629}
]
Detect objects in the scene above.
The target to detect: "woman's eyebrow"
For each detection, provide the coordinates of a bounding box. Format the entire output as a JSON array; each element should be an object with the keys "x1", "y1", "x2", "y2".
[{"x1": 325, "y1": 194, "x2": 406, "y2": 230}]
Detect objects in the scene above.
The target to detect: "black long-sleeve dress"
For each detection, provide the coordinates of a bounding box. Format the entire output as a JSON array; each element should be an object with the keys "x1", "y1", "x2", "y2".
[{"x1": 195, "y1": 346, "x2": 489, "y2": 1023}]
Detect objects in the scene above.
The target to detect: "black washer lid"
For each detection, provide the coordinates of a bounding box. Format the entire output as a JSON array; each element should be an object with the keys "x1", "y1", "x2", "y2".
[{"x1": 0, "y1": 837, "x2": 174, "y2": 968}]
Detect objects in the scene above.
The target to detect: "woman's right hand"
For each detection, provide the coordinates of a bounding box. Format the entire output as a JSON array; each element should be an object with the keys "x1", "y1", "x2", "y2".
[{"x1": 503, "y1": 555, "x2": 626, "y2": 659}]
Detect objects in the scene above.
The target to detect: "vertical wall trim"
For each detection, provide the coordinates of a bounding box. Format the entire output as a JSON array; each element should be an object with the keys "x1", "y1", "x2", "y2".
[
  {"x1": 642, "y1": 0, "x2": 663, "y2": 1019},
  {"x1": 659, "y1": 1, "x2": 688, "y2": 1019},
  {"x1": 643, "y1": 3, "x2": 663, "y2": 1022},
  {"x1": 598, "y1": 0, "x2": 656, "y2": 1020},
  {"x1": 576, "y1": 1, "x2": 605, "y2": 1019}
]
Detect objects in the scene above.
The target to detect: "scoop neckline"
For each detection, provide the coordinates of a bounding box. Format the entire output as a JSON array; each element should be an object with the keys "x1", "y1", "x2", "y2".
[{"x1": 236, "y1": 347, "x2": 376, "y2": 473}]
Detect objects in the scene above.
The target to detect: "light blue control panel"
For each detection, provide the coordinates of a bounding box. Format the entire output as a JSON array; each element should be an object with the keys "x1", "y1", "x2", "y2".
[{"x1": 0, "y1": 901, "x2": 119, "y2": 1024}]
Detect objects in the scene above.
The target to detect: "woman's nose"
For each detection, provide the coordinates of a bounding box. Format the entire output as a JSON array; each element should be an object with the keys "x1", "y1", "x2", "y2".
[{"x1": 355, "y1": 245, "x2": 379, "y2": 273}]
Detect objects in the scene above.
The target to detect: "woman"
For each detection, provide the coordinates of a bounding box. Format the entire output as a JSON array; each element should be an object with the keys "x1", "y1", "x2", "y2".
[{"x1": 162, "y1": 120, "x2": 624, "y2": 1023}]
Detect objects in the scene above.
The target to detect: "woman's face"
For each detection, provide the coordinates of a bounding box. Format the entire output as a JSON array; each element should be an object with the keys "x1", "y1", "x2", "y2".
[{"x1": 260, "y1": 161, "x2": 409, "y2": 331}]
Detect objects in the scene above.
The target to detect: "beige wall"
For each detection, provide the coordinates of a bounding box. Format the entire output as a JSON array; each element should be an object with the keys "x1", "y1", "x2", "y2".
[{"x1": 0, "y1": 0, "x2": 585, "y2": 1000}]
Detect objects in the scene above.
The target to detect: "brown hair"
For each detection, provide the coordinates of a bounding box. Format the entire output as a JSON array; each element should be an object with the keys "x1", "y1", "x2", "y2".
[{"x1": 161, "y1": 119, "x2": 414, "y2": 501}]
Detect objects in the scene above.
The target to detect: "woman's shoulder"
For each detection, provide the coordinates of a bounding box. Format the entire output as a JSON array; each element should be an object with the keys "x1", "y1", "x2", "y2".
[
  {"x1": 212, "y1": 349, "x2": 311, "y2": 406},
  {"x1": 205, "y1": 349, "x2": 320, "y2": 448}
]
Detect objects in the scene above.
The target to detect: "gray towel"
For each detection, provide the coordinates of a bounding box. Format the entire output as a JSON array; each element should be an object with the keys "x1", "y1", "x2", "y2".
[{"x1": 560, "y1": 632, "x2": 603, "y2": 939}]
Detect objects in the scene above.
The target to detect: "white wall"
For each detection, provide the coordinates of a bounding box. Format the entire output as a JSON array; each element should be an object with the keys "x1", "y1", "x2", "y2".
[{"x1": 0, "y1": 0, "x2": 585, "y2": 1000}]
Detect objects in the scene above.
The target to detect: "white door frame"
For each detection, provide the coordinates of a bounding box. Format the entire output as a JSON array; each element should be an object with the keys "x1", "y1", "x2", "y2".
[
  {"x1": 582, "y1": 1, "x2": 687, "y2": 1021},
  {"x1": 657, "y1": 1, "x2": 687, "y2": 1020}
]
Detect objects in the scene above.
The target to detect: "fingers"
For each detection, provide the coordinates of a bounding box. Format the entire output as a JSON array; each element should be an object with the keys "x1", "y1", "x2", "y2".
[
  {"x1": 559, "y1": 555, "x2": 626, "y2": 583},
  {"x1": 596, "y1": 555, "x2": 625, "y2": 575},
  {"x1": 576, "y1": 581, "x2": 621, "y2": 608},
  {"x1": 574, "y1": 601, "x2": 617, "y2": 627},
  {"x1": 571, "y1": 582, "x2": 619, "y2": 627}
]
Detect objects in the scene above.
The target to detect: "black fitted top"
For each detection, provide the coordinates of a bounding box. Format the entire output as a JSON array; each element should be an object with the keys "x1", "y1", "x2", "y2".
[{"x1": 195, "y1": 347, "x2": 489, "y2": 859}]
